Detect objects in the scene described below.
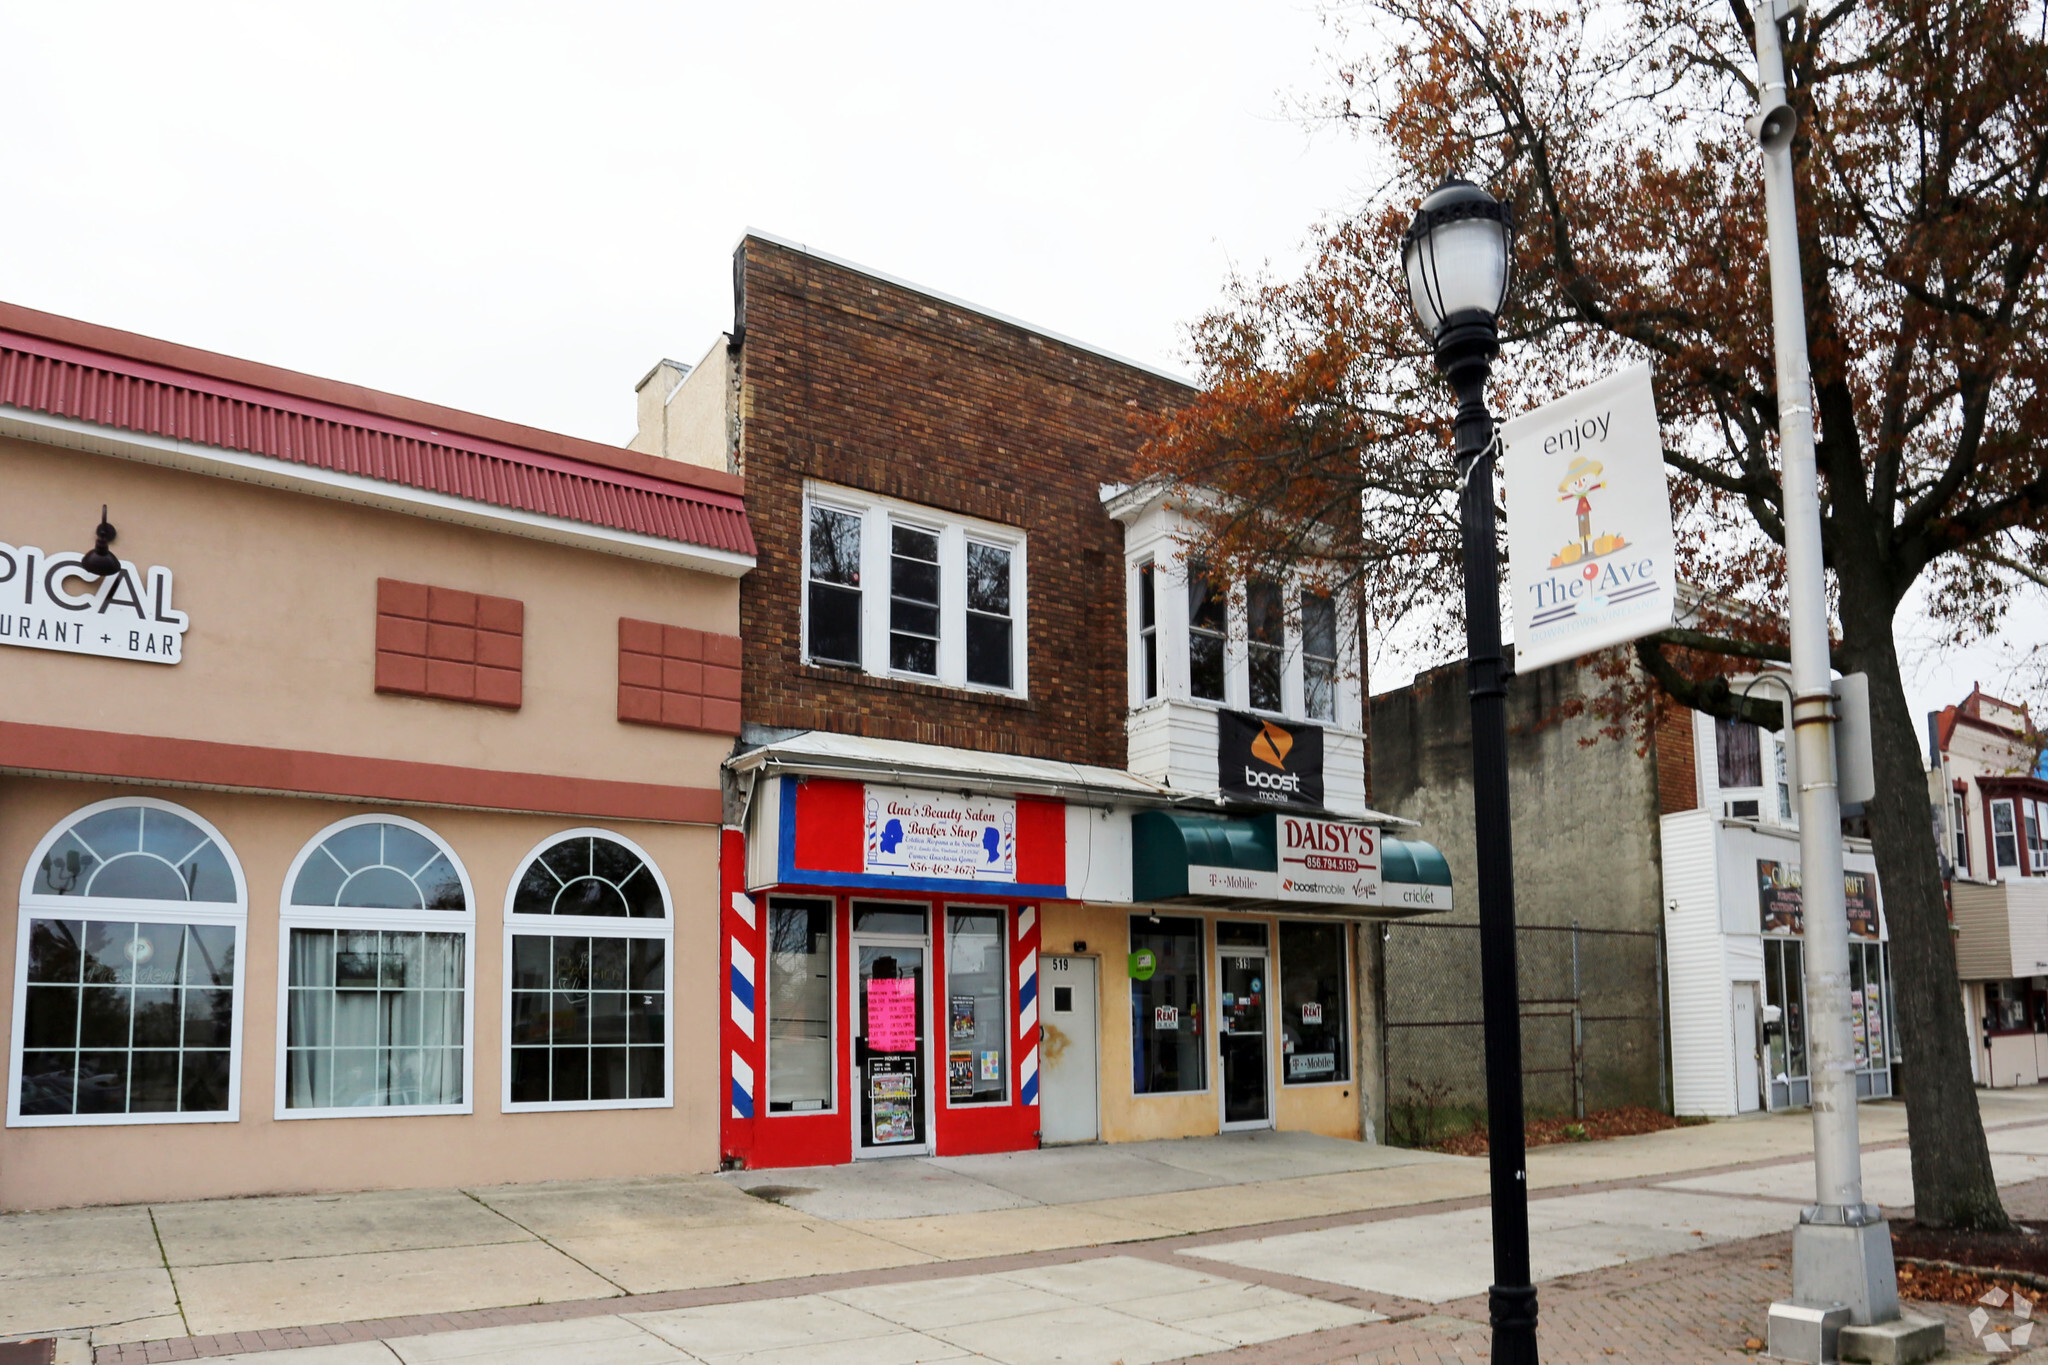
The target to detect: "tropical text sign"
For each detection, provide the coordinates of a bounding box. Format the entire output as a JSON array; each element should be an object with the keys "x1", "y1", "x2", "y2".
[{"x1": 0, "y1": 541, "x2": 187, "y2": 665}]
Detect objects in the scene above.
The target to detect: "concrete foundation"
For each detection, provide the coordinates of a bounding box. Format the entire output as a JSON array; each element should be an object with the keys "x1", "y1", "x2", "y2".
[
  {"x1": 1768, "y1": 1301, "x2": 1850, "y2": 1362},
  {"x1": 1838, "y1": 1313, "x2": 1946, "y2": 1365},
  {"x1": 1792, "y1": 1220, "x2": 1901, "y2": 1325}
]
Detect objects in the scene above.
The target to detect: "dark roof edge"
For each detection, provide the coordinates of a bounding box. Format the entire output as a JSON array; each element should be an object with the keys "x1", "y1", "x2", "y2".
[
  {"x1": 0, "y1": 299, "x2": 743, "y2": 499},
  {"x1": 738, "y1": 229, "x2": 1199, "y2": 391}
]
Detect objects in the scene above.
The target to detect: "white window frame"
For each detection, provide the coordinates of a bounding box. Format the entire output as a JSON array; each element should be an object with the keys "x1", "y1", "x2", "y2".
[
  {"x1": 8, "y1": 797, "x2": 248, "y2": 1129},
  {"x1": 502, "y1": 828, "x2": 675, "y2": 1114},
  {"x1": 274, "y1": 814, "x2": 477, "y2": 1121},
  {"x1": 800, "y1": 482, "x2": 1029, "y2": 698},
  {"x1": 1134, "y1": 557, "x2": 1160, "y2": 703},
  {"x1": 1993, "y1": 798, "x2": 2020, "y2": 873}
]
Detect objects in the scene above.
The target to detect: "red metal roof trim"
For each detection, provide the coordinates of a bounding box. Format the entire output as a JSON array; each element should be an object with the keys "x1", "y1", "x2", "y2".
[{"x1": 0, "y1": 330, "x2": 755, "y2": 559}]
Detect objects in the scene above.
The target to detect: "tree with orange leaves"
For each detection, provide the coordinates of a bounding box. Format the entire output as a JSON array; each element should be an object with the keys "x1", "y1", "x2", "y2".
[{"x1": 1141, "y1": 0, "x2": 2046, "y2": 1230}]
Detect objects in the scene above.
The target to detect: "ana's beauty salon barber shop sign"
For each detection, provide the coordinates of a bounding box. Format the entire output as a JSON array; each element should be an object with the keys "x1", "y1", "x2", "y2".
[{"x1": 0, "y1": 541, "x2": 188, "y2": 665}]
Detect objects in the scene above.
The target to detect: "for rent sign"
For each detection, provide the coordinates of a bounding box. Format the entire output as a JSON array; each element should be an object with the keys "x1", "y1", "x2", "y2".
[
  {"x1": 1501, "y1": 363, "x2": 1675, "y2": 672},
  {"x1": 1277, "y1": 815, "x2": 1380, "y2": 907},
  {"x1": 0, "y1": 541, "x2": 188, "y2": 665}
]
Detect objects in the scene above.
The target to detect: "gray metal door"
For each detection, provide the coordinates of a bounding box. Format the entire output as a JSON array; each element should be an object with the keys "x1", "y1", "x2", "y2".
[{"x1": 1040, "y1": 955, "x2": 1099, "y2": 1143}]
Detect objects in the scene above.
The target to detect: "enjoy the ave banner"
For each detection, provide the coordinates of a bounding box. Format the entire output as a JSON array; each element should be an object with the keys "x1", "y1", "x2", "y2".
[{"x1": 1501, "y1": 362, "x2": 1676, "y2": 672}]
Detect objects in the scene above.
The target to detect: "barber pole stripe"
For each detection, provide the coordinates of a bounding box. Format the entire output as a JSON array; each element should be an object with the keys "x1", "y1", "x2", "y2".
[
  {"x1": 1016, "y1": 906, "x2": 1040, "y2": 1106},
  {"x1": 730, "y1": 1053, "x2": 754, "y2": 1119},
  {"x1": 729, "y1": 940, "x2": 756, "y2": 1040},
  {"x1": 731, "y1": 890, "x2": 756, "y2": 928}
]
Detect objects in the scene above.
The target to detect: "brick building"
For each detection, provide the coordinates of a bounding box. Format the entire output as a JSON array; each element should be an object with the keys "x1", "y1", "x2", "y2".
[{"x1": 632, "y1": 234, "x2": 1454, "y2": 1169}]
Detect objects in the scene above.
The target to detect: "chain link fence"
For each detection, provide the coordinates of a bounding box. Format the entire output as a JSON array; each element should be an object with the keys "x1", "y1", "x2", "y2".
[{"x1": 1382, "y1": 921, "x2": 1666, "y2": 1147}]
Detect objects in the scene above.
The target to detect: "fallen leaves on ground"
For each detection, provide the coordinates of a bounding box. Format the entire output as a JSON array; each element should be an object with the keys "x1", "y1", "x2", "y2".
[
  {"x1": 1896, "y1": 1259, "x2": 2043, "y2": 1306},
  {"x1": 1429, "y1": 1106, "x2": 1685, "y2": 1156}
]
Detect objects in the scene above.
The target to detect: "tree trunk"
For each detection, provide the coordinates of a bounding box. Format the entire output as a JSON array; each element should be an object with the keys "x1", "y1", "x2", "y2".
[{"x1": 1835, "y1": 568, "x2": 2010, "y2": 1231}]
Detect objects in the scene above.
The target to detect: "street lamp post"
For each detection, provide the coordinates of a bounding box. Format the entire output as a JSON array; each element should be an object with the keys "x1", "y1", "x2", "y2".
[{"x1": 1402, "y1": 177, "x2": 1538, "y2": 1365}]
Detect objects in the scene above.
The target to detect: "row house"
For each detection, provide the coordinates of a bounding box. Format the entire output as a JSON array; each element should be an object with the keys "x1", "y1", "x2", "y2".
[
  {"x1": 631, "y1": 234, "x2": 1453, "y2": 1168},
  {"x1": 1927, "y1": 686, "x2": 2048, "y2": 1087}
]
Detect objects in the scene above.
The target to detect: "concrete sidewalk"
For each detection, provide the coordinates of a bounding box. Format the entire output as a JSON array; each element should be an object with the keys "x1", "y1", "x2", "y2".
[{"x1": 4, "y1": 1086, "x2": 2044, "y2": 1362}]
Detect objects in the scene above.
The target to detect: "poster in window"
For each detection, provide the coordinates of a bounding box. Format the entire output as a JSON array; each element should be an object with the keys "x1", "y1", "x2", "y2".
[
  {"x1": 948, "y1": 1051, "x2": 974, "y2": 1099},
  {"x1": 1288, "y1": 1052, "x2": 1336, "y2": 1080},
  {"x1": 1757, "y1": 859, "x2": 1882, "y2": 938},
  {"x1": 1154, "y1": 1005, "x2": 1180, "y2": 1030},
  {"x1": 949, "y1": 994, "x2": 977, "y2": 1040},
  {"x1": 979, "y1": 1049, "x2": 1001, "y2": 1082},
  {"x1": 1301, "y1": 1001, "x2": 1323, "y2": 1025},
  {"x1": 866, "y1": 977, "x2": 918, "y2": 1051},
  {"x1": 867, "y1": 1057, "x2": 917, "y2": 1143}
]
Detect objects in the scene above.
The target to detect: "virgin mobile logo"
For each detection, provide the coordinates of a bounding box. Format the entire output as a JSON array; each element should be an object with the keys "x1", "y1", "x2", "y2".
[{"x1": 1251, "y1": 722, "x2": 1294, "y2": 769}]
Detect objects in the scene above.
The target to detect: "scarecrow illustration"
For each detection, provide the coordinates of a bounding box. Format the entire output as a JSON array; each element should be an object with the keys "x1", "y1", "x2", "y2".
[{"x1": 1549, "y1": 456, "x2": 1628, "y2": 568}]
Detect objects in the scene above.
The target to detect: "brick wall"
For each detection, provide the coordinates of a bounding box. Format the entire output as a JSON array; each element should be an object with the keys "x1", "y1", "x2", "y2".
[
  {"x1": 375, "y1": 578, "x2": 523, "y2": 709},
  {"x1": 1653, "y1": 701, "x2": 1700, "y2": 815},
  {"x1": 733, "y1": 237, "x2": 1192, "y2": 767}
]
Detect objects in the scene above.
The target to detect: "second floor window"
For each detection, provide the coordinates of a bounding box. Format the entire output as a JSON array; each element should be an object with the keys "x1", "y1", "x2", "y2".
[
  {"x1": 889, "y1": 526, "x2": 941, "y2": 676},
  {"x1": 1247, "y1": 580, "x2": 1283, "y2": 713},
  {"x1": 965, "y1": 541, "x2": 1014, "y2": 689},
  {"x1": 1188, "y1": 565, "x2": 1227, "y2": 703},
  {"x1": 1992, "y1": 798, "x2": 2018, "y2": 870},
  {"x1": 802, "y1": 486, "x2": 1026, "y2": 695},
  {"x1": 1716, "y1": 717, "x2": 1763, "y2": 789},
  {"x1": 1135, "y1": 560, "x2": 1158, "y2": 701},
  {"x1": 808, "y1": 505, "x2": 863, "y2": 666},
  {"x1": 1302, "y1": 592, "x2": 1337, "y2": 723}
]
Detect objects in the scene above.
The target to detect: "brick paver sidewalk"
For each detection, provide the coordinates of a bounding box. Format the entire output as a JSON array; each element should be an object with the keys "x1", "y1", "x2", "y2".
[{"x1": 1167, "y1": 1178, "x2": 2048, "y2": 1365}]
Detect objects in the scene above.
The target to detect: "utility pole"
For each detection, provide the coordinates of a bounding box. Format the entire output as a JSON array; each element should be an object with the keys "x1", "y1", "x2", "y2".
[{"x1": 1751, "y1": 3, "x2": 1937, "y2": 1360}]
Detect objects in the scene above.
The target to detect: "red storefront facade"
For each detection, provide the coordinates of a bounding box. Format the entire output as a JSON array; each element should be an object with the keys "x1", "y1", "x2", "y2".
[{"x1": 719, "y1": 777, "x2": 1062, "y2": 1168}]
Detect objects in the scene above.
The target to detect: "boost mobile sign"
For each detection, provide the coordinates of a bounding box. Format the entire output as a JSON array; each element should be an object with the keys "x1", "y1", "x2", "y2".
[
  {"x1": 1501, "y1": 362, "x2": 1675, "y2": 672},
  {"x1": 0, "y1": 541, "x2": 188, "y2": 665}
]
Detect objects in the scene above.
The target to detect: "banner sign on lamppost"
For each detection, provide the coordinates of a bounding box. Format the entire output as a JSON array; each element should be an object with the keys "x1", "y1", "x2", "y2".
[{"x1": 1501, "y1": 361, "x2": 1675, "y2": 671}]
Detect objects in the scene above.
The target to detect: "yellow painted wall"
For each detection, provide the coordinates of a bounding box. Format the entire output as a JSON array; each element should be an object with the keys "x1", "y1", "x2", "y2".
[{"x1": 1039, "y1": 903, "x2": 1363, "y2": 1145}]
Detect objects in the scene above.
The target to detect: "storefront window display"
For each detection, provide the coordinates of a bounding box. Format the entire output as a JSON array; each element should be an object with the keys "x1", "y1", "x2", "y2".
[
  {"x1": 1131, "y1": 915, "x2": 1205, "y2": 1093},
  {"x1": 1278, "y1": 921, "x2": 1349, "y2": 1085},
  {"x1": 281, "y1": 816, "x2": 474, "y2": 1115},
  {"x1": 1763, "y1": 938, "x2": 1808, "y2": 1104},
  {"x1": 11, "y1": 799, "x2": 245, "y2": 1124},
  {"x1": 945, "y1": 908, "x2": 1008, "y2": 1105},
  {"x1": 504, "y1": 831, "x2": 671, "y2": 1111},
  {"x1": 767, "y1": 897, "x2": 834, "y2": 1113}
]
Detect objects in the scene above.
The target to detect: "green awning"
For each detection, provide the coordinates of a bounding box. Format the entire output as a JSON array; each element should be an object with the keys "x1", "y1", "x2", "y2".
[{"x1": 1131, "y1": 810, "x2": 1453, "y2": 914}]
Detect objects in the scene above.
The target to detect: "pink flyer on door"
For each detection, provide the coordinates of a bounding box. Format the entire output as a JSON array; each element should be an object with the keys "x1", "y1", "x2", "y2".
[{"x1": 867, "y1": 977, "x2": 918, "y2": 1051}]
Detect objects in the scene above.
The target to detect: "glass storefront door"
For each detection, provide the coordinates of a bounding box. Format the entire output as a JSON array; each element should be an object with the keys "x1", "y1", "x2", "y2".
[
  {"x1": 854, "y1": 935, "x2": 928, "y2": 1156},
  {"x1": 1217, "y1": 945, "x2": 1272, "y2": 1128}
]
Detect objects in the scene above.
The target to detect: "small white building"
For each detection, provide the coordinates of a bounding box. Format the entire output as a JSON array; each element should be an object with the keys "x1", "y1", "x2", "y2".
[{"x1": 1664, "y1": 700, "x2": 1898, "y2": 1116}]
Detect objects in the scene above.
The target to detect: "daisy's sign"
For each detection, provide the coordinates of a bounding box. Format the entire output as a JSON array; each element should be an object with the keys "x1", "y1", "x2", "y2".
[
  {"x1": 1501, "y1": 362, "x2": 1675, "y2": 672},
  {"x1": 0, "y1": 541, "x2": 188, "y2": 665}
]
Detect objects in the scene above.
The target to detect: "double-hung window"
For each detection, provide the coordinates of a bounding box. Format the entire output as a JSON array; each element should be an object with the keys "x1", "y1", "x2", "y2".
[
  {"x1": 2026, "y1": 798, "x2": 2047, "y2": 874},
  {"x1": 1301, "y1": 592, "x2": 1338, "y2": 723},
  {"x1": 10, "y1": 799, "x2": 246, "y2": 1126},
  {"x1": 801, "y1": 485, "x2": 1027, "y2": 694},
  {"x1": 1993, "y1": 799, "x2": 2020, "y2": 872},
  {"x1": 1246, "y1": 579, "x2": 1284, "y2": 714},
  {"x1": 1187, "y1": 564, "x2": 1228, "y2": 703},
  {"x1": 279, "y1": 816, "x2": 473, "y2": 1116},
  {"x1": 505, "y1": 830, "x2": 672, "y2": 1110},
  {"x1": 1135, "y1": 560, "x2": 1159, "y2": 701},
  {"x1": 807, "y1": 504, "x2": 864, "y2": 666}
]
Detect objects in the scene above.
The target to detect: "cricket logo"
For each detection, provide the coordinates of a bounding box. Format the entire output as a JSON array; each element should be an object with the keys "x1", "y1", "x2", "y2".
[{"x1": 1550, "y1": 454, "x2": 1629, "y2": 569}]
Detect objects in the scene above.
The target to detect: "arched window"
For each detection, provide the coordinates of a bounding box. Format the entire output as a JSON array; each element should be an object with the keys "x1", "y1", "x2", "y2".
[
  {"x1": 278, "y1": 816, "x2": 474, "y2": 1117},
  {"x1": 503, "y1": 831, "x2": 671, "y2": 1112},
  {"x1": 10, "y1": 799, "x2": 247, "y2": 1126}
]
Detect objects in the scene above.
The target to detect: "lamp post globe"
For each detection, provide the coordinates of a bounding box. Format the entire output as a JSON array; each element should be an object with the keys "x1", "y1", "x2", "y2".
[{"x1": 1403, "y1": 174, "x2": 1538, "y2": 1365}]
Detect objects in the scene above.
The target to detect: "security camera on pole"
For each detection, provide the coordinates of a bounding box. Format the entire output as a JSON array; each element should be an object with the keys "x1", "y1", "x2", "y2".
[{"x1": 1748, "y1": 2, "x2": 1941, "y2": 1360}]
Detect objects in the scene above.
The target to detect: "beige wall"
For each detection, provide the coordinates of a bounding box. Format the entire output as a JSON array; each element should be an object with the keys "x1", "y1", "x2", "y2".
[
  {"x1": 1039, "y1": 902, "x2": 1364, "y2": 1147},
  {"x1": 0, "y1": 778, "x2": 722, "y2": 1211},
  {"x1": 0, "y1": 438, "x2": 736, "y2": 786}
]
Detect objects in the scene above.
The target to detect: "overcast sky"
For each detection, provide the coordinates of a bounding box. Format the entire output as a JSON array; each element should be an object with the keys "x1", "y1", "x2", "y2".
[{"x1": 1, "y1": 1, "x2": 2034, "y2": 723}]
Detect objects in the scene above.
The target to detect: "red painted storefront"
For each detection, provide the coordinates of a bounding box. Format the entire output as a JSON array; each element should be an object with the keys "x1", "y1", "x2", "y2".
[{"x1": 719, "y1": 777, "x2": 1063, "y2": 1168}]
